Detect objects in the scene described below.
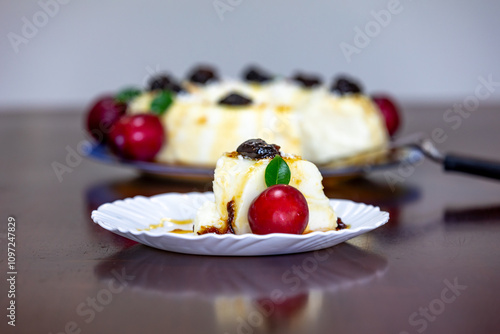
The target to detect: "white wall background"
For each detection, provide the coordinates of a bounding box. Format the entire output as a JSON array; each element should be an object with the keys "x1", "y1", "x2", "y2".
[{"x1": 1, "y1": 0, "x2": 499, "y2": 109}]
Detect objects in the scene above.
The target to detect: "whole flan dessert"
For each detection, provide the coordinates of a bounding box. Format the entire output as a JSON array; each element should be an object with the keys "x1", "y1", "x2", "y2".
[
  {"x1": 193, "y1": 139, "x2": 344, "y2": 235},
  {"x1": 123, "y1": 65, "x2": 390, "y2": 166}
]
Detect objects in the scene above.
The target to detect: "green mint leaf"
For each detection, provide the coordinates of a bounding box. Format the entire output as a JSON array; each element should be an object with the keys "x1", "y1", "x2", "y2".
[
  {"x1": 115, "y1": 88, "x2": 141, "y2": 104},
  {"x1": 265, "y1": 155, "x2": 291, "y2": 187},
  {"x1": 150, "y1": 90, "x2": 174, "y2": 115}
]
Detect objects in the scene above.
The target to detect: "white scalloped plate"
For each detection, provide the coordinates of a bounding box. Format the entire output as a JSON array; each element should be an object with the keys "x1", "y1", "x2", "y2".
[{"x1": 91, "y1": 192, "x2": 389, "y2": 256}]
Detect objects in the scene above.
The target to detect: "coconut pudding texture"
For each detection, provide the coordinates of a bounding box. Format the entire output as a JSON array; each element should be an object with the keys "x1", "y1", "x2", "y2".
[{"x1": 193, "y1": 139, "x2": 341, "y2": 235}]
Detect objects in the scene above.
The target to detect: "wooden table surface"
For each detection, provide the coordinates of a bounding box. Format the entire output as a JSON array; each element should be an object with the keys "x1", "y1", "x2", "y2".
[{"x1": 1, "y1": 104, "x2": 500, "y2": 334}]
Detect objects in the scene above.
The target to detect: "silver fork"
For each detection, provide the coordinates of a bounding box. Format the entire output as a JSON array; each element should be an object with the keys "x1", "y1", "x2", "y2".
[{"x1": 401, "y1": 134, "x2": 500, "y2": 181}]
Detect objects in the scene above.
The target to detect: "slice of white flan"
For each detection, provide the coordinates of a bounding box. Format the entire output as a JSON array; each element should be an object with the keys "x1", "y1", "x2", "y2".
[{"x1": 193, "y1": 139, "x2": 338, "y2": 235}]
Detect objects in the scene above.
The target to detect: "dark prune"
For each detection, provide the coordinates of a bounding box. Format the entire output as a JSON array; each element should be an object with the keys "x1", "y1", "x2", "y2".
[
  {"x1": 218, "y1": 92, "x2": 252, "y2": 106},
  {"x1": 243, "y1": 66, "x2": 272, "y2": 83},
  {"x1": 236, "y1": 139, "x2": 281, "y2": 159},
  {"x1": 292, "y1": 73, "x2": 322, "y2": 88},
  {"x1": 188, "y1": 66, "x2": 218, "y2": 84},
  {"x1": 331, "y1": 76, "x2": 363, "y2": 95},
  {"x1": 336, "y1": 217, "x2": 347, "y2": 231},
  {"x1": 168, "y1": 82, "x2": 183, "y2": 93},
  {"x1": 148, "y1": 74, "x2": 171, "y2": 90},
  {"x1": 148, "y1": 74, "x2": 183, "y2": 93}
]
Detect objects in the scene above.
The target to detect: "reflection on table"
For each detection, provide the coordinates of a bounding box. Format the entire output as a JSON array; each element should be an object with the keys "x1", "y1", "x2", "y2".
[{"x1": 95, "y1": 243, "x2": 387, "y2": 333}]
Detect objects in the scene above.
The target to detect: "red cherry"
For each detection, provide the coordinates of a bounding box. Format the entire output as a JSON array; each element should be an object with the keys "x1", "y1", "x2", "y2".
[
  {"x1": 248, "y1": 184, "x2": 309, "y2": 235},
  {"x1": 372, "y1": 95, "x2": 401, "y2": 137},
  {"x1": 108, "y1": 114, "x2": 165, "y2": 161},
  {"x1": 86, "y1": 95, "x2": 127, "y2": 143},
  {"x1": 256, "y1": 293, "x2": 308, "y2": 320}
]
